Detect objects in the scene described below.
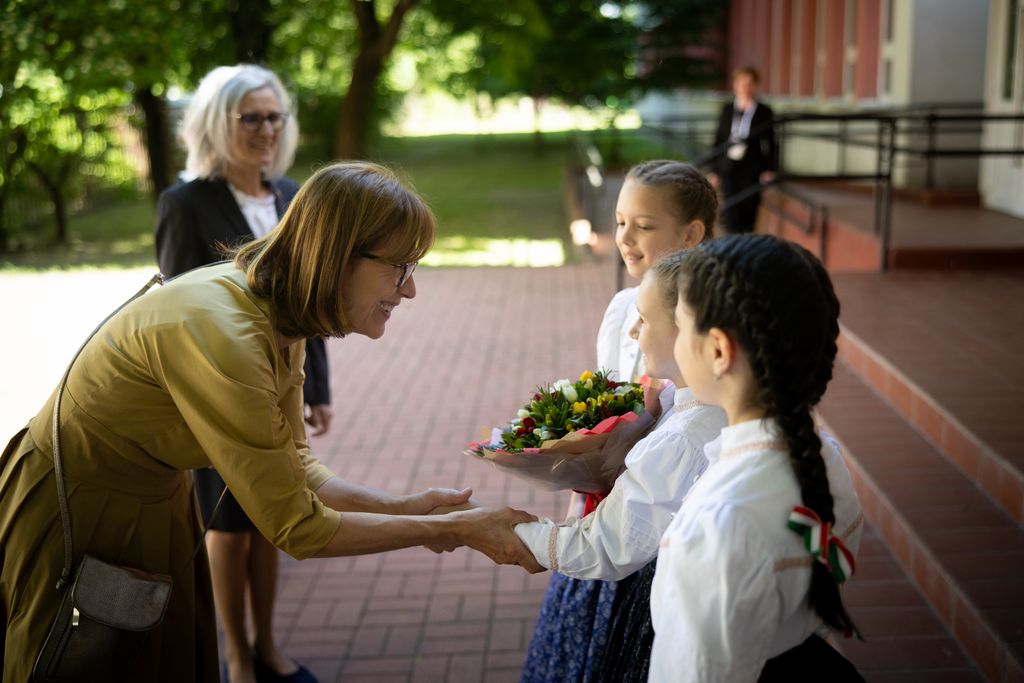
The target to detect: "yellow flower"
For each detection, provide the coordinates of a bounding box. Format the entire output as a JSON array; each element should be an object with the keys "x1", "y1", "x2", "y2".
[
  {"x1": 579, "y1": 370, "x2": 594, "y2": 382},
  {"x1": 573, "y1": 401, "x2": 588, "y2": 414}
]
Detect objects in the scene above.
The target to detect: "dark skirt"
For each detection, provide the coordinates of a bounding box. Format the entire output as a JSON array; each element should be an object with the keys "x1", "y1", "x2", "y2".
[
  {"x1": 593, "y1": 559, "x2": 657, "y2": 683},
  {"x1": 520, "y1": 574, "x2": 618, "y2": 683},
  {"x1": 193, "y1": 467, "x2": 253, "y2": 533},
  {"x1": 758, "y1": 634, "x2": 865, "y2": 682}
]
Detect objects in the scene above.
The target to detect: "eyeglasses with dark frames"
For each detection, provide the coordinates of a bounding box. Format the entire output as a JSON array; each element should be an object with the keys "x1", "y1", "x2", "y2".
[
  {"x1": 359, "y1": 253, "x2": 417, "y2": 289},
  {"x1": 234, "y1": 111, "x2": 290, "y2": 133}
]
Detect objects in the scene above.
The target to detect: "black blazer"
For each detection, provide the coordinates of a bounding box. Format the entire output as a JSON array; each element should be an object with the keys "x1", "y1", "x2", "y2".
[
  {"x1": 154, "y1": 177, "x2": 331, "y2": 406},
  {"x1": 712, "y1": 101, "x2": 778, "y2": 183}
]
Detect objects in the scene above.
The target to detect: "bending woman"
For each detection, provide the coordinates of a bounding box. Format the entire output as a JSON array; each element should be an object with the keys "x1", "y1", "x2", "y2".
[{"x1": 0, "y1": 162, "x2": 537, "y2": 682}]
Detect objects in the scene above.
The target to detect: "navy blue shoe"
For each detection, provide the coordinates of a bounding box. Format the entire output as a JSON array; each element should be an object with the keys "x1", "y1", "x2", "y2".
[{"x1": 252, "y1": 656, "x2": 318, "y2": 683}]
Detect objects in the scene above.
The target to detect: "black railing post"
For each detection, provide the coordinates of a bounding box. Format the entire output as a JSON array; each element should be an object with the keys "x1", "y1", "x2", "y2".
[
  {"x1": 879, "y1": 118, "x2": 896, "y2": 272},
  {"x1": 926, "y1": 112, "x2": 937, "y2": 189},
  {"x1": 838, "y1": 119, "x2": 848, "y2": 176},
  {"x1": 819, "y1": 205, "x2": 829, "y2": 265},
  {"x1": 873, "y1": 119, "x2": 884, "y2": 237}
]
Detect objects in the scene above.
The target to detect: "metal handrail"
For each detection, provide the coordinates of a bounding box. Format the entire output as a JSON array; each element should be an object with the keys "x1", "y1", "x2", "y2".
[{"x1": 659, "y1": 106, "x2": 1024, "y2": 271}]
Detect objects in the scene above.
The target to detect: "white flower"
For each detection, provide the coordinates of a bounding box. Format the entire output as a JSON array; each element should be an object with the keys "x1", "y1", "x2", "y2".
[
  {"x1": 562, "y1": 385, "x2": 578, "y2": 402},
  {"x1": 552, "y1": 379, "x2": 572, "y2": 392},
  {"x1": 614, "y1": 385, "x2": 631, "y2": 396},
  {"x1": 584, "y1": 379, "x2": 593, "y2": 390},
  {"x1": 517, "y1": 409, "x2": 531, "y2": 419},
  {"x1": 533, "y1": 428, "x2": 543, "y2": 435}
]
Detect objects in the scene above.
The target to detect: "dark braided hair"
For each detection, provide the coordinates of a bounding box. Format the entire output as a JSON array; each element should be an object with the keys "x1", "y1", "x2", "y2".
[
  {"x1": 677, "y1": 233, "x2": 857, "y2": 636},
  {"x1": 649, "y1": 249, "x2": 690, "y2": 320},
  {"x1": 627, "y1": 160, "x2": 718, "y2": 239}
]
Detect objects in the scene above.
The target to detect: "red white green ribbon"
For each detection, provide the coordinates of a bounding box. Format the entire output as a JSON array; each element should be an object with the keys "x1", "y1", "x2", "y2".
[{"x1": 787, "y1": 505, "x2": 855, "y2": 583}]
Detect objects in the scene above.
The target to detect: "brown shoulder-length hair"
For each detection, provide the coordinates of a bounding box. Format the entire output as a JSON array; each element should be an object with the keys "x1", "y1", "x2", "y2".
[{"x1": 233, "y1": 161, "x2": 435, "y2": 338}]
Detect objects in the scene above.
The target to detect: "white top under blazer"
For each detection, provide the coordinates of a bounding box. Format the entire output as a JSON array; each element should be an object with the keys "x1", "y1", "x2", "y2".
[
  {"x1": 648, "y1": 419, "x2": 864, "y2": 683},
  {"x1": 515, "y1": 386, "x2": 728, "y2": 580}
]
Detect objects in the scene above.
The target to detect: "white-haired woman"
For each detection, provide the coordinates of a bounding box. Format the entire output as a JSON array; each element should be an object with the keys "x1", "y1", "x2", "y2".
[{"x1": 154, "y1": 64, "x2": 325, "y2": 683}]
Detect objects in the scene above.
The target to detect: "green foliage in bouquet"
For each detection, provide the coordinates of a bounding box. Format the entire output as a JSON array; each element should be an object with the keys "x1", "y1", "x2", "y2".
[{"x1": 500, "y1": 370, "x2": 644, "y2": 452}]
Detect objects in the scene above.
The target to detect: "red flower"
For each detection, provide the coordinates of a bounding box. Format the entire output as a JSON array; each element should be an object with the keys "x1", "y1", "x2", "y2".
[
  {"x1": 522, "y1": 416, "x2": 536, "y2": 429},
  {"x1": 534, "y1": 393, "x2": 543, "y2": 401}
]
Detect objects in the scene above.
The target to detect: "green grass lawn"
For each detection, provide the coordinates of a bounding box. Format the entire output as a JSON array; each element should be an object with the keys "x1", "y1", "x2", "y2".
[{"x1": 1, "y1": 131, "x2": 584, "y2": 271}]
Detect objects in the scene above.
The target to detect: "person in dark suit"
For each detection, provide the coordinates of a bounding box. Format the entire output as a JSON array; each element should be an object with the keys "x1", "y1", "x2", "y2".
[
  {"x1": 155, "y1": 64, "x2": 326, "y2": 683},
  {"x1": 708, "y1": 66, "x2": 778, "y2": 234}
]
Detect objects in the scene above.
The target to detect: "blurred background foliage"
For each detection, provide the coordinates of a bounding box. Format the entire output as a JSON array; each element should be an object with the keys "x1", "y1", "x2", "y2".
[{"x1": 0, "y1": 0, "x2": 725, "y2": 258}]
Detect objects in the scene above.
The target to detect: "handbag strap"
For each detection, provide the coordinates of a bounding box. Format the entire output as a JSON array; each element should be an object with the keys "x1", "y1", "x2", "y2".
[{"x1": 50, "y1": 273, "x2": 226, "y2": 590}]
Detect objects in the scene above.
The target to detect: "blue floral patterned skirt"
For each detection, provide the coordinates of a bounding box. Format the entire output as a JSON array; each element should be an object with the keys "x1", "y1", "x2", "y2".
[{"x1": 520, "y1": 573, "x2": 618, "y2": 683}]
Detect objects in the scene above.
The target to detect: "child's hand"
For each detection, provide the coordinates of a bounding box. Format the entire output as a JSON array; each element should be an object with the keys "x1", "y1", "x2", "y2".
[{"x1": 640, "y1": 375, "x2": 665, "y2": 419}]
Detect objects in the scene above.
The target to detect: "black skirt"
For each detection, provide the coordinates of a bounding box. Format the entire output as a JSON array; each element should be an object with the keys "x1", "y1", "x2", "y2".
[
  {"x1": 594, "y1": 559, "x2": 658, "y2": 683},
  {"x1": 193, "y1": 467, "x2": 254, "y2": 533},
  {"x1": 758, "y1": 634, "x2": 865, "y2": 682}
]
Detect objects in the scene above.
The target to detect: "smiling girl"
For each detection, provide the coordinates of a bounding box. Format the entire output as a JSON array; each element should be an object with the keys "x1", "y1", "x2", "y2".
[{"x1": 521, "y1": 161, "x2": 719, "y2": 683}]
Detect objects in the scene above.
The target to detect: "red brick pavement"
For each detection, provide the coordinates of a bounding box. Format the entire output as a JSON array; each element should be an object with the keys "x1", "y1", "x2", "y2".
[
  {"x1": 276, "y1": 263, "x2": 619, "y2": 683},
  {"x1": 258, "y1": 262, "x2": 980, "y2": 683}
]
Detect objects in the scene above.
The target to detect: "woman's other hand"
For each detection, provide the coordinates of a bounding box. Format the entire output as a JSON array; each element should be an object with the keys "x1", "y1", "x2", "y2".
[
  {"x1": 304, "y1": 404, "x2": 334, "y2": 436},
  {"x1": 399, "y1": 487, "x2": 473, "y2": 515}
]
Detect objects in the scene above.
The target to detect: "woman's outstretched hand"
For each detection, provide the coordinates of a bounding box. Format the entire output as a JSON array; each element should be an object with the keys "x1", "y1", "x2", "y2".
[{"x1": 451, "y1": 507, "x2": 546, "y2": 573}]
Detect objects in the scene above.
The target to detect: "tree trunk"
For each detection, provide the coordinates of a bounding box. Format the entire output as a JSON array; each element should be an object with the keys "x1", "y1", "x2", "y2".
[
  {"x1": 136, "y1": 87, "x2": 173, "y2": 202},
  {"x1": 228, "y1": 0, "x2": 273, "y2": 63},
  {"x1": 0, "y1": 129, "x2": 29, "y2": 252},
  {"x1": 606, "y1": 114, "x2": 622, "y2": 167},
  {"x1": 334, "y1": 0, "x2": 418, "y2": 160},
  {"x1": 28, "y1": 161, "x2": 68, "y2": 245},
  {"x1": 0, "y1": 193, "x2": 9, "y2": 253},
  {"x1": 334, "y1": 54, "x2": 384, "y2": 160}
]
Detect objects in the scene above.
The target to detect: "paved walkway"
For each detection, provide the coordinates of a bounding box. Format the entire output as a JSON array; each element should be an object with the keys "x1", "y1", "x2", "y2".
[
  {"x1": 2, "y1": 261, "x2": 977, "y2": 681},
  {"x1": 275, "y1": 262, "x2": 618, "y2": 683}
]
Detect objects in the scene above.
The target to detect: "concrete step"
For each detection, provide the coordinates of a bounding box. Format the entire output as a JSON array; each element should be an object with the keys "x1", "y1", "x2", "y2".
[
  {"x1": 819, "y1": 362, "x2": 1024, "y2": 683},
  {"x1": 760, "y1": 184, "x2": 1024, "y2": 271},
  {"x1": 838, "y1": 522, "x2": 983, "y2": 682},
  {"x1": 831, "y1": 271, "x2": 1024, "y2": 526}
]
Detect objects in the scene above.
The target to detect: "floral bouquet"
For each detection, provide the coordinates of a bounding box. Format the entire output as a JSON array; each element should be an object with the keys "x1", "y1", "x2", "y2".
[{"x1": 465, "y1": 370, "x2": 656, "y2": 494}]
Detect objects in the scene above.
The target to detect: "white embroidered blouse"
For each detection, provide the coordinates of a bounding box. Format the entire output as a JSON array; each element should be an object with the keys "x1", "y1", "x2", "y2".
[
  {"x1": 595, "y1": 287, "x2": 644, "y2": 382},
  {"x1": 514, "y1": 386, "x2": 728, "y2": 580},
  {"x1": 648, "y1": 419, "x2": 864, "y2": 683}
]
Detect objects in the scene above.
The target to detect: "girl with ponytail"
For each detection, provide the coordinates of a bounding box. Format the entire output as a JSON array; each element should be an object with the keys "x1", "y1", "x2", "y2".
[{"x1": 649, "y1": 234, "x2": 864, "y2": 682}]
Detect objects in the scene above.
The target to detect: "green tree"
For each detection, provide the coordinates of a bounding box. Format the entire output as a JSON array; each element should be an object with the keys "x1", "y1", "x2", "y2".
[
  {"x1": 272, "y1": 0, "x2": 545, "y2": 160},
  {"x1": 633, "y1": 0, "x2": 727, "y2": 90},
  {"x1": 0, "y1": 0, "x2": 233, "y2": 249}
]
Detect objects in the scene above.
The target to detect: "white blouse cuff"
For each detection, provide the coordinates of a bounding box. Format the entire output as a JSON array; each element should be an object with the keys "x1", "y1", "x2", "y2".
[{"x1": 514, "y1": 521, "x2": 554, "y2": 569}]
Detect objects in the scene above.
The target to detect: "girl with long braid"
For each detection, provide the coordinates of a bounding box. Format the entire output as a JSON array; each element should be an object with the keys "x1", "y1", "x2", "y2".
[{"x1": 649, "y1": 234, "x2": 864, "y2": 682}]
